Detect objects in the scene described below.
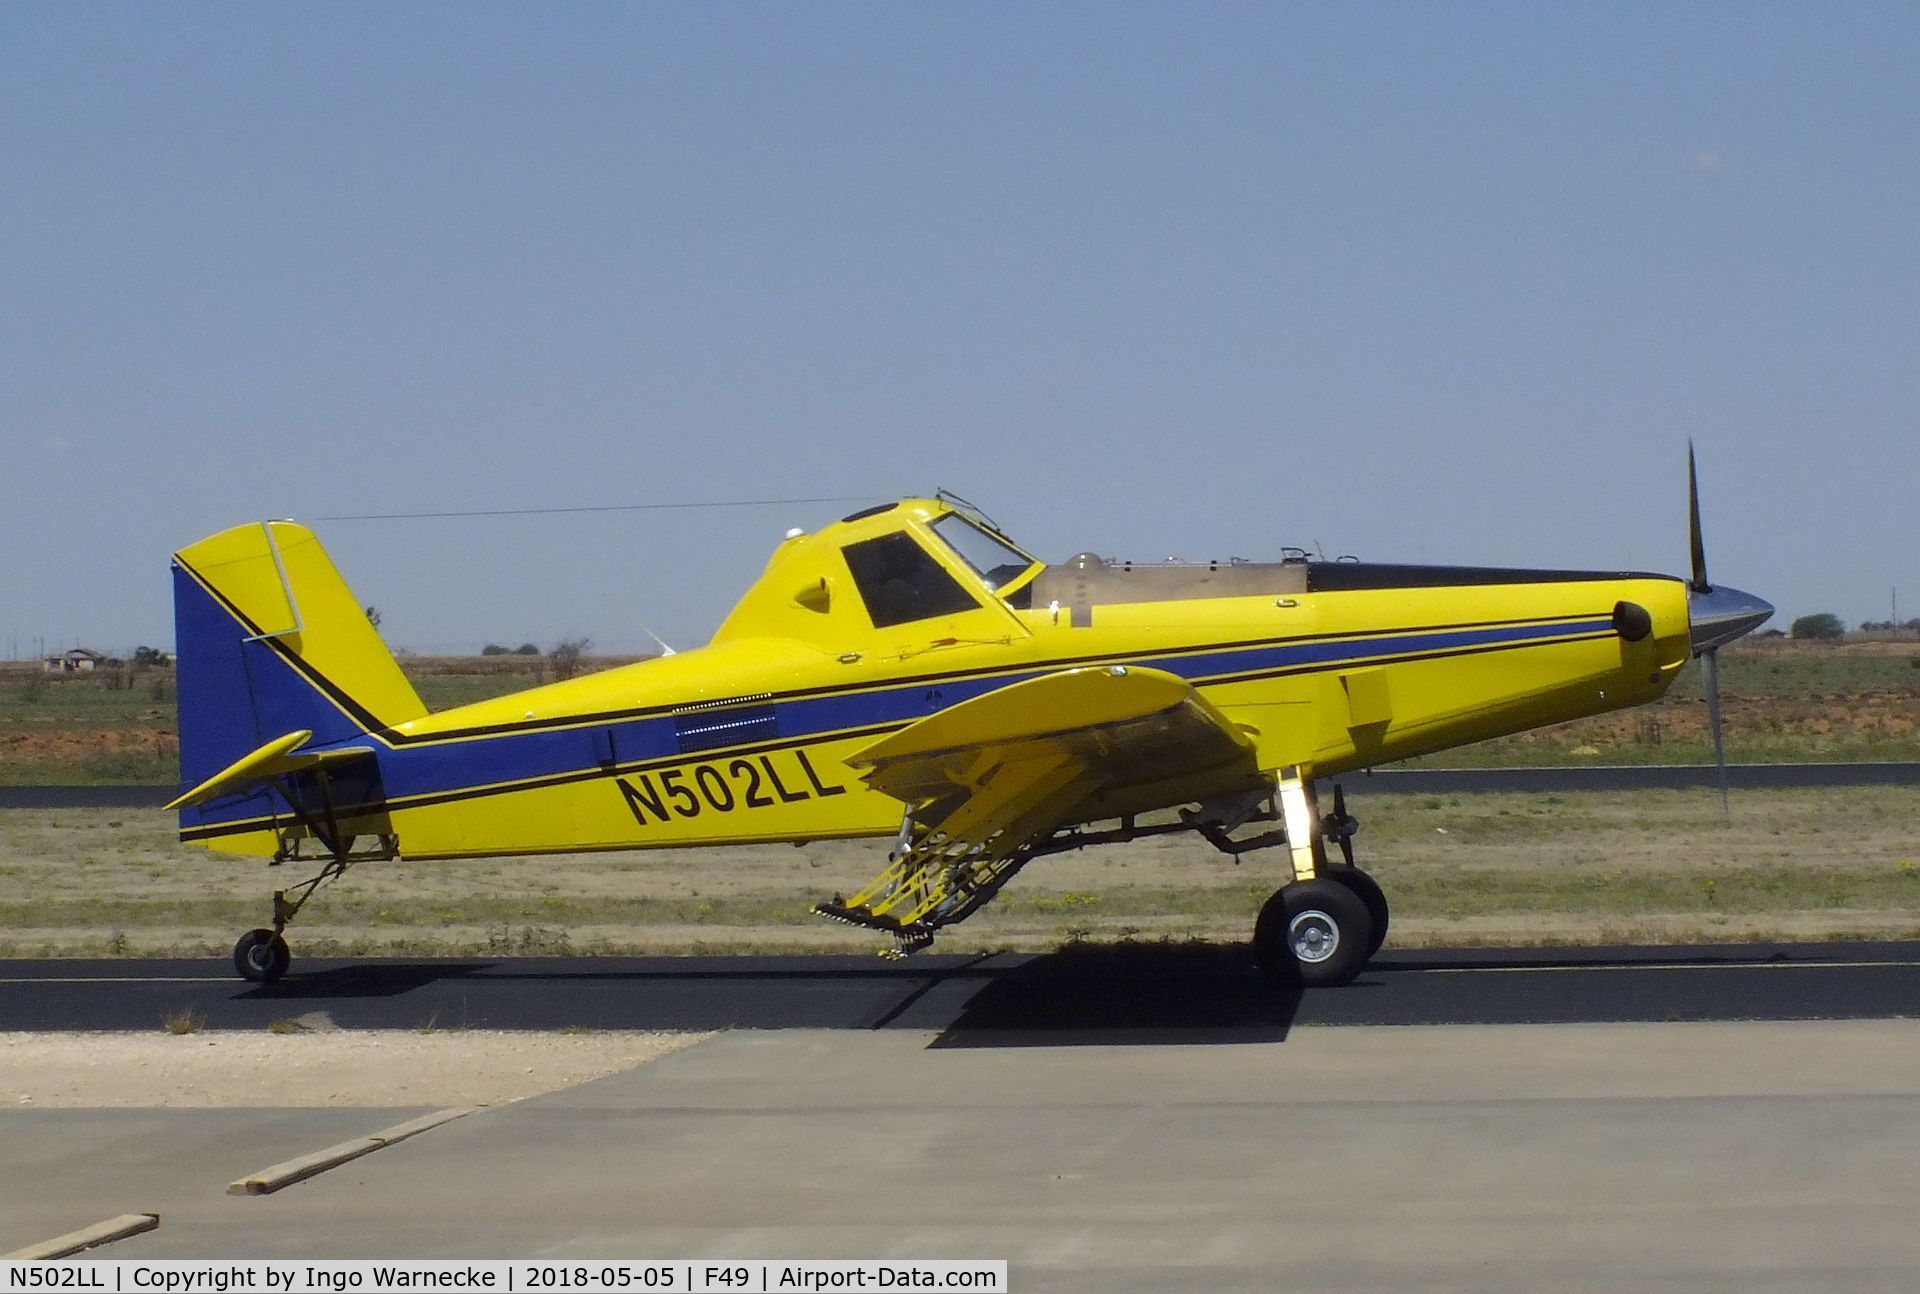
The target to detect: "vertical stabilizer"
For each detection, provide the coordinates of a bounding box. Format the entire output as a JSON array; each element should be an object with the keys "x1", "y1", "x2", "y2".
[{"x1": 172, "y1": 521, "x2": 426, "y2": 793}]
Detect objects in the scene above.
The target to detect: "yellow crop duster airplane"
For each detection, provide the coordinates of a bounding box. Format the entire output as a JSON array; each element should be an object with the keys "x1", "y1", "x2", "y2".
[{"x1": 170, "y1": 456, "x2": 1770, "y2": 988}]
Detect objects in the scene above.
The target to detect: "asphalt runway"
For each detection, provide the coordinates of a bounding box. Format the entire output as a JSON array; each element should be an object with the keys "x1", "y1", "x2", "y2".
[{"x1": 4, "y1": 941, "x2": 1917, "y2": 1039}]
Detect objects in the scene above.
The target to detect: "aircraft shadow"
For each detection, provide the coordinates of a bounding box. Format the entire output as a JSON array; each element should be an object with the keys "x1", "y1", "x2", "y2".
[
  {"x1": 927, "y1": 942, "x2": 1303, "y2": 1048},
  {"x1": 238, "y1": 954, "x2": 974, "y2": 997},
  {"x1": 213, "y1": 942, "x2": 1866, "y2": 1032},
  {"x1": 224, "y1": 947, "x2": 1303, "y2": 1040},
  {"x1": 235, "y1": 961, "x2": 495, "y2": 1000}
]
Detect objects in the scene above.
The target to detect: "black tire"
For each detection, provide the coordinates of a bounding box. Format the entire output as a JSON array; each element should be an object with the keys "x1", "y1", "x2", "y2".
[
  {"x1": 1326, "y1": 867, "x2": 1390, "y2": 961},
  {"x1": 233, "y1": 928, "x2": 290, "y2": 983},
  {"x1": 1253, "y1": 878, "x2": 1373, "y2": 988}
]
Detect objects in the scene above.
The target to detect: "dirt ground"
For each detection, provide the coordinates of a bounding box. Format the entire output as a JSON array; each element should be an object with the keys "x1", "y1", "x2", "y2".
[
  {"x1": 0, "y1": 1029, "x2": 707, "y2": 1108},
  {"x1": 0, "y1": 726, "x2": 174, "y2": 761}
]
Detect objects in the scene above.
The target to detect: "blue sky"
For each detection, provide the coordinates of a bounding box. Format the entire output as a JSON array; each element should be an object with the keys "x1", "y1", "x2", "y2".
[{"x1": 4, "y1": 3, "x2": 1916, "y2": 655}]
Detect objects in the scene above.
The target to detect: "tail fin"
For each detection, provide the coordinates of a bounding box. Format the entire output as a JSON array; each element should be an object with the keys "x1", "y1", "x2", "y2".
[{"x1": 172, "y1": 521, "x2": 426, "y2": 792}]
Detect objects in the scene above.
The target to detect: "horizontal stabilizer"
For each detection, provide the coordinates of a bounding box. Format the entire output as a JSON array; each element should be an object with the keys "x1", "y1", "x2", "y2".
[{"x1": 166, "y1": 729, "x2": 373, "y2": 810}]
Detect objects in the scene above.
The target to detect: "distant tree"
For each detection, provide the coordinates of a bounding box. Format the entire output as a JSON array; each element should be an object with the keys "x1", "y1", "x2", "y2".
[
  {"x1": 1791, "y1": 613, "x2": 1845, "y2": 640},
  {"x1": 514, "y1": 643, "x2": 540, "y2": 655},
  {"x1": 549, "y1": 637, "x2": 591, "y2": 682},
  {"x1": 132, "y1": 645, "x2": 171, "y2": 667},
  {"x1": 365, "y1": 606, "x2": 383, "y2": 629},
  {"x1": 480, "y1": 643, "x2": 510, "y2": 656}
]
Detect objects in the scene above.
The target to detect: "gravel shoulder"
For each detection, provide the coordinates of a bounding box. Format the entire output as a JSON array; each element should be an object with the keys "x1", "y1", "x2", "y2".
[{"x1": 0, "y1": 1029, "x2": 708, "y2": 1108}]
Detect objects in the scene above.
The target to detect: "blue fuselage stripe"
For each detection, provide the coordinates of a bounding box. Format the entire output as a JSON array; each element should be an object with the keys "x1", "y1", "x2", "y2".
[{"x1": 179, "y1": 616, "x2": 1613, "y2": 830}]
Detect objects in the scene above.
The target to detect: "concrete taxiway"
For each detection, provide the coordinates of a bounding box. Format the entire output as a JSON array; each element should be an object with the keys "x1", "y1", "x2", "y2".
[
  {"x1": 7, "y1": 947, "x2": 1920, "y2": 1287},
  {"x1": 5, "y1": 1023, "x2": 1920, "y2": 1290}
]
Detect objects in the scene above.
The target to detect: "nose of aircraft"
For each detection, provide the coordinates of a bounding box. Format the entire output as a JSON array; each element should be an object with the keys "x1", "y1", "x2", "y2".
[{"x1": 1688, "y1": 584, "x2": 1774, "y2": 656}]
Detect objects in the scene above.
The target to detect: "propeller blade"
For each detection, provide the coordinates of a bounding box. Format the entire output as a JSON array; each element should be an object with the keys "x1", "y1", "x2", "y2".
[
  {"x1": 1685, "y1": 444, "x2": 1773, "y2": 653},
  {"x1": 1702, "y1": 647, "x2": 1730, "y2": 821},
  {"x1": 1686, "y1": 444, "x2": 1756, "y2": 822},
  {"x1": 1688, "y1": 440, "x2": 1711, "y2": 594}
]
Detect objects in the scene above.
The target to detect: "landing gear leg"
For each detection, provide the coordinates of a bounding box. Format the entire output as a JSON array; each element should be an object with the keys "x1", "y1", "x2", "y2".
[
  {"x1": 1249, "y1": 771, "x2": 1384, "y2": 987},
  {"x1": 227, "y1": 763, "x2": 400, "y2": 983},
  {"x1": 230, "y1": 849, "x2": 367, "y2": 984},
  {"x1": 1315, "y1": 781, "x2": 1389, "y2": 958},
  {"x1": 1175, "y1": 773, "x2": 1391, "y2": 987}
]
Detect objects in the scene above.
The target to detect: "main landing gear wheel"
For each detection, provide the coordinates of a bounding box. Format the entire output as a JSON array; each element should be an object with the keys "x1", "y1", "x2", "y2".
[
  {"x1": 1325, "y1": 867, "x2": 1390, "y2": 960},
  {"x1": 233, "y1": 928, "x2": 291, "y2": 983},
  {"x1": 1254, "y1": 878, "x2": 1373, "y2": 988}
]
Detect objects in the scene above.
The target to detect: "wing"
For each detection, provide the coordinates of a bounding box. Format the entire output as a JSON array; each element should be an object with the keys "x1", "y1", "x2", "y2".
[
  {"x1": 817, "y1": 665, "x2": 1259, "y2": 950},
  {"x1": 854, "y1": 663, "x2": 1255, "y2": 810}
]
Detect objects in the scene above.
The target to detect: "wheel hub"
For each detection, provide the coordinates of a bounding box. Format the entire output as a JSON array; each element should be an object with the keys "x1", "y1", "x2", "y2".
[{"x1": 1288, "y1": 910, "x2": 1340, "y2": 964}]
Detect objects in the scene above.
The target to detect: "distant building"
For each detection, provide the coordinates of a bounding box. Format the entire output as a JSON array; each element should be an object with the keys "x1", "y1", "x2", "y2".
[{"x1": 44, "y1": 647, "x2": 110, "y2": 673}]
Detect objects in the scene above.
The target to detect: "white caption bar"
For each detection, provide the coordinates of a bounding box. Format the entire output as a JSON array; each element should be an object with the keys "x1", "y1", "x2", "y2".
[{"x1": 0, "y1": 1261, "x2": 1009, "y2": 1294}]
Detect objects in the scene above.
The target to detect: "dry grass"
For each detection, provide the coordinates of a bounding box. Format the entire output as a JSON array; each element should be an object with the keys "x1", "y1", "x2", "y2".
[
  {"x1": 162, "y1": 1006, "x2": 206, "y2": 1035},
  {"x1": 0, "y1": 789, "x2": 1916, "y2": 956}
]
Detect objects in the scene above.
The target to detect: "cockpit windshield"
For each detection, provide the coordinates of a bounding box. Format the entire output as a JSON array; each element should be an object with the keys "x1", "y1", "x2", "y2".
[{"x1": 930, "y1": 513, "x2": 1038, "y2": 592}]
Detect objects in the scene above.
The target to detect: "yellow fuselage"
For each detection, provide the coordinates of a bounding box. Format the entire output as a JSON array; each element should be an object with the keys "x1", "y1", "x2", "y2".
[{"x1": 178, "y1": 501, "x2": 1692, "y2": 862}]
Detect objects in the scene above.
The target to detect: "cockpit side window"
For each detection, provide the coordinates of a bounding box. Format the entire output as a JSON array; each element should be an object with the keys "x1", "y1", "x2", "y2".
[{"x1": 843, "y1": 532, "x2": 983, "y2": 628}]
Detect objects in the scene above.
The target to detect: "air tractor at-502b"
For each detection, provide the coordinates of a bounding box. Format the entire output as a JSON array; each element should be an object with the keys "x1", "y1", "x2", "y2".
[{"x1": 169, "y1": 454, "x2": 1769, "y2": 988}]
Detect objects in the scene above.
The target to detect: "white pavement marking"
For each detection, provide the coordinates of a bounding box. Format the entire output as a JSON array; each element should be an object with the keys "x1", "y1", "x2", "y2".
[
  {"x1": 1405, "y1": 959, "x2": 1920, "y2": 975},
  {"x1": 0, "y1": 977, "x2": 232, "y2": 984},
  {"x1": 2, "y1": 1213, "x2": 158, "y2": 1259},
  {"x1": 228, "y1": 1107, "x2": 478, "y2": 1196},
  {"x1": 7, "y1": 959, "x2": 1920, "y2": 988}
]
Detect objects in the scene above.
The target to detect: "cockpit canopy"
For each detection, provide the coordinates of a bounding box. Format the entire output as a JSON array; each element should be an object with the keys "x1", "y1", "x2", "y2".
[
  {"x1": 837, "y1": 506, "x2": 1042, "y2": 628},
  {"x1": 710, "y1": 498, "x2": 1042, "y2": 647},
  {"x1": 713, "y1": 495, "x2": 1688, "y2": 653}
]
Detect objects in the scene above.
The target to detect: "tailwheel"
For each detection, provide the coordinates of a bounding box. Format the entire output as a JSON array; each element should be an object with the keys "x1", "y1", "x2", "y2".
[
  {"x1": 1254, "y1": 878, "x2": 1372, "y2": 988},
  {"x1": 1325, "y1": 866, "x2": 1390, "y2": 960},
  {"x1": 233, "y1": 928, "x2": 291, "y2": 983},
  {"x1": 232, "y1": 846, "x2": 371, "y2": 984}
]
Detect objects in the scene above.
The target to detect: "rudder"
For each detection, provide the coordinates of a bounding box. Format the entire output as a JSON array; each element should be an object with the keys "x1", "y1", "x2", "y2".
[{"x1": 172, "y1": 521, "x2": 426, "y2": 793}]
